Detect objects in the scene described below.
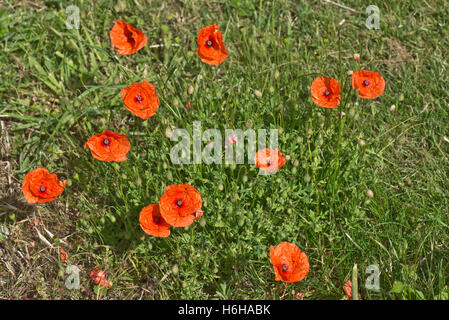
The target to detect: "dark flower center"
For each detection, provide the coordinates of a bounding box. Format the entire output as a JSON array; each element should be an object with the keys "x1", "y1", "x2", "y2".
[
  {"x1": 126, "y1": 31, "x2": 135, "y2": 43},
  {"x1": 205, "y1": 39, "x2": 213, "y2": 47},
  {"x1": 266, "y1": 160, "x2": 272, "y2": 166},
  {"x1": 39, "y1": 185, "x2": 47, "y2": 193},
  {"x1": 102, "y1": 138, "x2": 110, "y2": 146},
  {"x1": 176, "y1": 199, "x2": 183, "y2": 207},
  {"x1": 362, "y1": 79, "x2": 370, "y2": 87},
  {"x1": 281, "y1": 264, "x2": 289, "y2": 272},
  {"x1": 135, "y1": 94, "x2": 143, "y2": 103},
  {"x1": 153, "y1": 216, "x2": 160, "y2": 224}
]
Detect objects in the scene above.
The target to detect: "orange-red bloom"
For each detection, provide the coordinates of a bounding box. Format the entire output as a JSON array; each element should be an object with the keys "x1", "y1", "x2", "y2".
[
  {"x1": 109, "y1": 20, "x2": 147, "y2": 55},
  {"x1": 22, "y1": 168, "x2": 66, "y2": 204},
  {"x1": 121, "y1": 81, "x2": 160, "y2": 119},
  {"x1": 89, "y1": 267, "x2": 112, "y2": 288},
  {"x1": 139, "y1": 204, "x2": 171, "y2": 238},
  {"x1": 270, "y1": 242, "x2": 309, "y2": 283},
  {"x1": 352, "y1": 70, "x2": 385, "y2": 99},
  {"x1": 310, "y1": 76, "x2": 341, "y2": 108},
  {"x1": 344, "y1": 280, "x2": 362, "y2": 299},
  {"x1": 255, "y1": 148, "x2": 286, "y2": 172},
  {"x1": 84, "y1": 130, "x2": 130, "y2": 162},
  {"x1": 59, "y1": 248, "x2": 68, "y2": 262},
  {"x1": 294, "y1": 292, "x2": 305, "y2": 299},
  {"x1": 196, "y1": 24, "x2": 228, "y2": 65},
  {"x1": 159, "y1": 184, "x2": 202, "y2": 227}
]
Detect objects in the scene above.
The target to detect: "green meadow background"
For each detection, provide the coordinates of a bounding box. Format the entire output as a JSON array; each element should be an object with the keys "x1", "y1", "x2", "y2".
[{"x1": 1, "y1": 0, "x2": 448, "y2": 299}]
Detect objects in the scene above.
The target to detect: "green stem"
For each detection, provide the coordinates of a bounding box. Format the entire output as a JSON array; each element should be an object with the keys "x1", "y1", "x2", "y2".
[{"x1": 352, "y1": 264, "x2": 359, "y2": 300}]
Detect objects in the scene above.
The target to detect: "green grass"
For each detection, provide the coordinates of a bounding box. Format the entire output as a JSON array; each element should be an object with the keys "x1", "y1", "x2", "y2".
[{"x1": 1, "y1": 0, "x2": 449, "y2": 299}]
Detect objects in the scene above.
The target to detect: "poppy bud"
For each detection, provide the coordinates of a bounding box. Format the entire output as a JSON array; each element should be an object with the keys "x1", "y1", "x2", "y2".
[
  {"x1": 367, "y1": 189, "x2": 374, "y2": 198},
  {"x1": 293, "y1": 160, "x2": 299, "y2": 167},
  {"x1": 269, "y1": 86, "x2": 275, "y2": 93},
  {"x1": 172, "y1": 264, "x2": 179, "y2": 275},
  {"x1": 296, "y1": 137, "x2": 302, "y2": 144},
  {"x1": 304, "y1": 174, "x2": 311, "y2": 183},
  {"x1": 199, "y1": 218, "x2": 206, "y2": 227},
  {"x1": 218, "y1": 184, "x2": 224, "y2": 191},
  {"x1": 359, "y1": 140, "x2": 366, "y2": 147},
  {"x1": 188, "y1": 85, "x2": 194, "y2": 95},
  {"x1": 254, "y1": 89, "x2": 262, "y2": 98},
  {"x1": 165, "y1": 126, "x2": 173, "y2": 138},
  {"x1": 242, "y1": 175, "x2": 248, "y2": 183},
  {"x1": 274, "y1": 71, "x2": 280, "y2": 79},
  {"x1": 114, "y1": 1, "x2": 127, "y2": 12},
  {"x1": 390, "y1": 104, "x2": 396, "y2": 112}
]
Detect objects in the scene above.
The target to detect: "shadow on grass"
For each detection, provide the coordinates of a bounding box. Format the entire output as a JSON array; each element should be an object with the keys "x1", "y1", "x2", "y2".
[{"x1": 0, "y1": 194, "x2": 37, "y2": 222}]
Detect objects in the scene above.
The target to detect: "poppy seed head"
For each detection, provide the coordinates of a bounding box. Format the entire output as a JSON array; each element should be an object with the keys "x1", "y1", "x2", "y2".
[
  {"x1": 126, "y1": 32, "x2": 134, "y2": 41},
  {"x1": 102, "y1": 138, "x2": 110, "y2": 146},
  {"x1": 206, "y1": 40, "x2": 213, "y2": 47},
  {"x1": 176, "y1": 199, "x2": 183, "y2": 207},
  {"x1": 39, "y1": 185, "x2": 46, "y2": 193},
  {"x1": 282, "y1": 264, "x2": 289, "y2": 272},
  {"x1": 362, "y1": 79, "x2": 370, "y2": 87}
]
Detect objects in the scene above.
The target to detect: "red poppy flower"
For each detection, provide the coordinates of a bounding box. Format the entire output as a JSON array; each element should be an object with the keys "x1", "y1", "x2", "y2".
[
  {"x1": 310, "y1": 76, "x2": 341, "y2": 108},
  {"x1": 295, "y1": 292, "x2": 304, "y2": 299},
  {"x1": 121, "y1": 81, "x2": 160, "y2": 119},
  {"x1": 159, "y1": 184, "x2": 202, "y2": 227},
  {"x1": 59, "y1": 248, "x2": 68, "y2": 262},
  {"x1": 139, "y1": 204, "x2": 171, "y2": 238},
  {"x1": 270, "y1": 242, "x2": 309, "y2": 283},
  {"x1": 344, "y1": 280, "x2": 362, "y2": 299},
  {"x1": 89, "y1": 267, "x2": 112, "y2": 288},
  {"x1": 84, "y1": 130, "x2": 130, "y2": 162},
  {"x1": 22, "y1": 168, "x2": 66, "y2": 204},
  {"x1": 255, "y1": 148, "x2": 286, "y2": 172},
  {"x1": 352, "y1": 70, "x2": 385, "y2": 99},
  {"x1": 196, "y1": 24, "x2": 228, "y2": 65},
  {"x1": 109, "y1": 20, "x2": 147, "y2": 55}
]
